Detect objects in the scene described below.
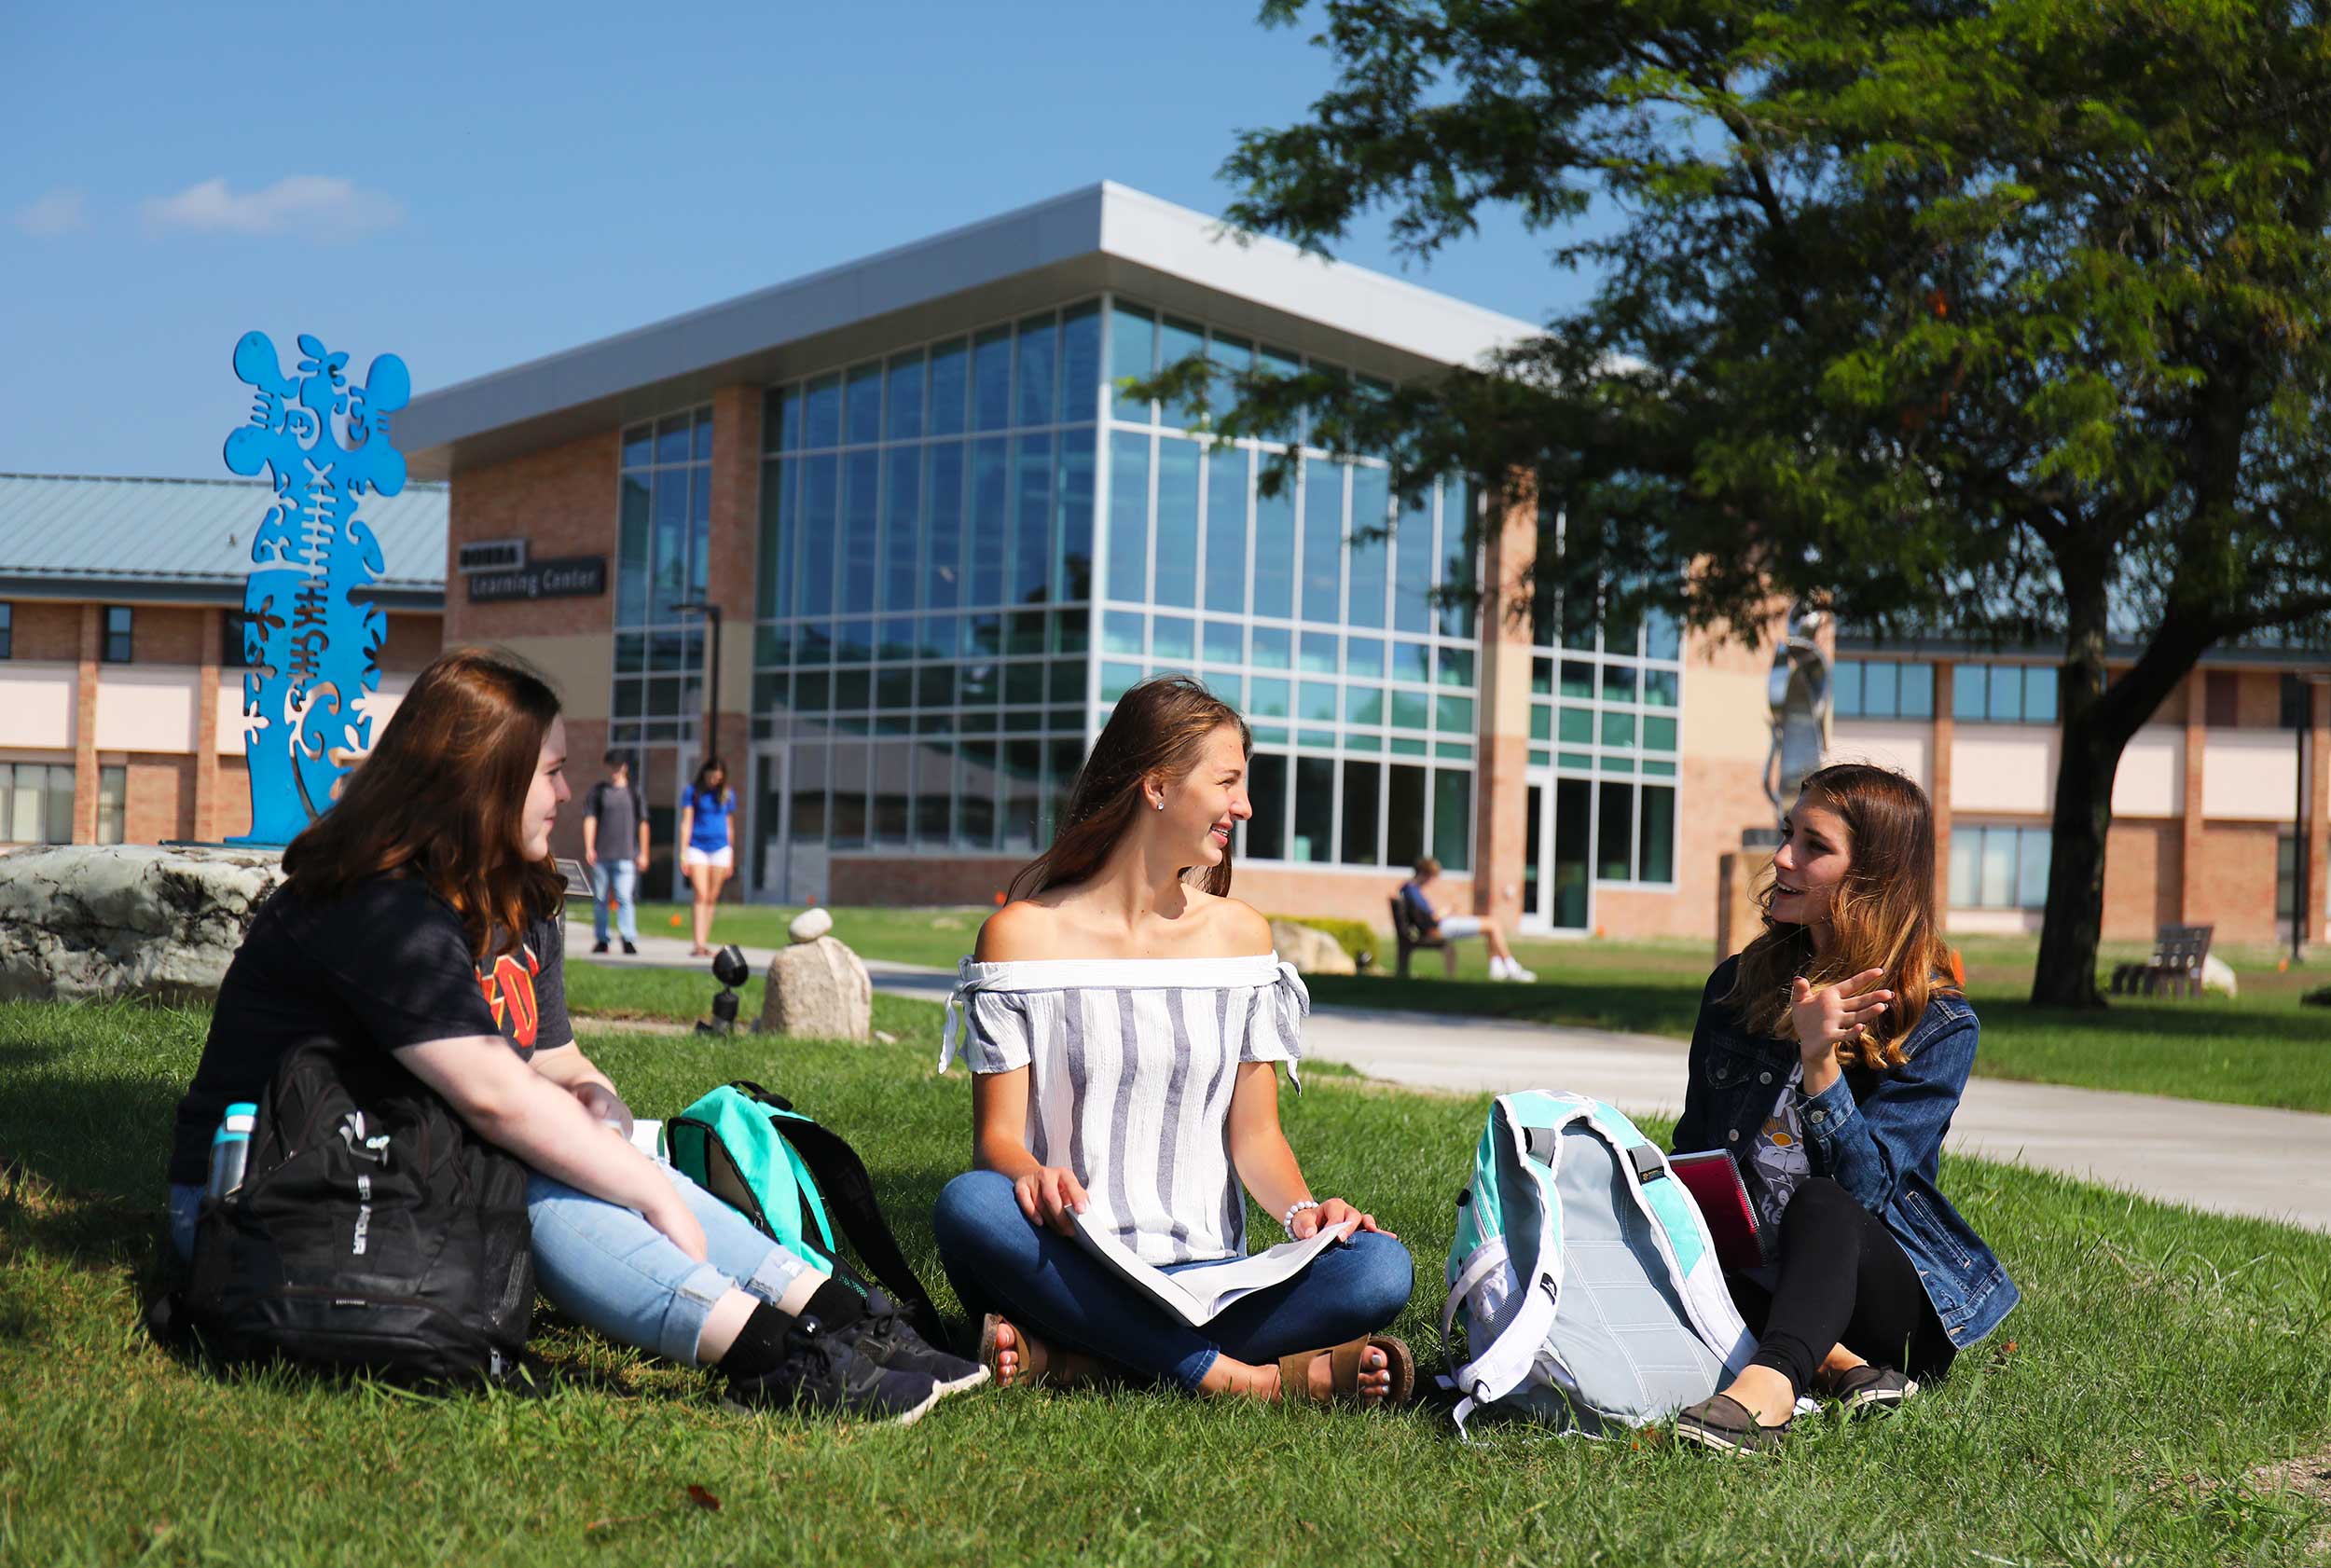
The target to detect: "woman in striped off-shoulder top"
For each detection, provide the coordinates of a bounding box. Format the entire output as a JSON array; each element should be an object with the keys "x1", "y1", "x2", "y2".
[{"x1": 931, "y1": 677, "x2": 1416, "y2": 1407}]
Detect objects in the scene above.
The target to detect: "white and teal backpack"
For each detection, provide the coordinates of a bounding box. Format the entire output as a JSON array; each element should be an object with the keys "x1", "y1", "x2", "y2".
[{"x1": 1440, "y1": 1091, "x2": 1758, "y2": 1436}]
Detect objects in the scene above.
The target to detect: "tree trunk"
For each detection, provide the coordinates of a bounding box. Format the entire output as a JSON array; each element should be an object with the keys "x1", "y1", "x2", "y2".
[{"x1": 2030, "y1": 575, "x2": 2213, "y2": 1009}]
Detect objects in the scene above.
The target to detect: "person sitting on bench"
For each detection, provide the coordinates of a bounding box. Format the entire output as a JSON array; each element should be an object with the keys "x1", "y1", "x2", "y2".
[{"x1": 1396, "y1": 858, "x2": 1536, "y2": 983}]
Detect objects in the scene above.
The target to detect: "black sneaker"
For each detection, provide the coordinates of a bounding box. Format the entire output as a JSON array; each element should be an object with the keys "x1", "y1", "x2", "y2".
[
  {"x1": 1674, "y1": 1393, "x2": 1791, "y2": 1454},
  {"x1": 1826, "y1": 1364, "x2": 1917, "y2": 1417},
  {"x1": 621, "y1": 940, "x2": 638, "y2": 956},
  {"x1": 845, "y1": 1288, "x2": 989, "y2": 1397},
  {"x1": 591, "y1": 940, "x2": 610, "y2": 955},
  {"x1": 726, "y1": 1314, "x2": 941, "y2": 1425}
]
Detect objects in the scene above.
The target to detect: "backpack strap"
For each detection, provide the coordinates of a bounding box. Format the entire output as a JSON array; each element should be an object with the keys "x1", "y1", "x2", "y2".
[{"x1": 724, "y1": 1082, "x2": 947, "y2": 1344}]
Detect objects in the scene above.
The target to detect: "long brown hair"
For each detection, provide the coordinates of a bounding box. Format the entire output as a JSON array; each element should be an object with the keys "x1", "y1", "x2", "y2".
[
  {"x1": 1725, "y1": 763, "x2": 1959, "y2": 1069},
  {"x1": 282, "y1": 646, "x2": 567, "y2": 961},
  {"x1": 1007, "y1": 675, "x2": 1251, "y2": 901}
]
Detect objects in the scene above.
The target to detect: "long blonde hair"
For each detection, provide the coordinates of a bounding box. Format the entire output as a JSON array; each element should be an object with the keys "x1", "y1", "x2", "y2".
[
  {"x1": 1007, "y1": 676, "x2": 1251, "y2": 901},
  {"x1": 1725, "y1": 763, "x2": 1959, "y2": 1070}
]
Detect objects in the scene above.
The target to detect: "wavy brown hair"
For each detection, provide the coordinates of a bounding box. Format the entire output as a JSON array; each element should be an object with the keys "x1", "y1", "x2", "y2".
[
  {"x1": 1725, "y1": 763, "x2": 1960, "y2": 1070},
  {"x1": 1007, "y1": 675, "x2": 1251, "y2": 901},
  {"x1": 282, "y1": 647, "x2": 567, "y2": 961}
]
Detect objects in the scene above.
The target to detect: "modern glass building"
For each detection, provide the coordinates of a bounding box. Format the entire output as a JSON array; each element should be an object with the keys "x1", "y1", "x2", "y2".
[{"x1": 402, "y1": 184, "x2": 2328, "y2": 946}]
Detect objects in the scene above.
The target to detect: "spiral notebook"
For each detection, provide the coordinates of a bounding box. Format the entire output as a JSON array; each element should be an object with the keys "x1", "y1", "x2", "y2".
[{"x1": 1669, "y1": 1150, "x2": 1771, "y2": 1273}]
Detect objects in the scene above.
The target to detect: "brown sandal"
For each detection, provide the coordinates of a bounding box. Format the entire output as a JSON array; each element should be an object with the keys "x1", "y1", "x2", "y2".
[
  {"x1": 977, "y1": 1313, "x2": 1108, "y2": 1391},
  {"x1": 1276, "y1": 1333, "x2": 1416, "y2": 1407}
]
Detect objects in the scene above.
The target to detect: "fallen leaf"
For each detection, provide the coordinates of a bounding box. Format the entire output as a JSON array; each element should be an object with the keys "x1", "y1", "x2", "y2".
[{"x1": 686, "y1": 1484, "x2": 721, "y2": 1511}]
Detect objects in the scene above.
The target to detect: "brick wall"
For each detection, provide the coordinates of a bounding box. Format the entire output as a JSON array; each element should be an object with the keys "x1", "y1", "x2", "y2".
[
  {"x1": 828, "y1": 854, "x2": 1032, "y2": 911},
  {"x1": 379, "y1": 612, "x2": 443, "y2": 671},
  {"x1": 9, "y1": 599, "x2": 84, "y2": 661},
  {"x1": 123, "y1": 755, "x2": 196, "y2": 842},
  {"x1": 130, "y1": 607, "x2": 208, "y2": 666},
  {"x1": 444, "y1": 428, "x2": 621, "y2": 646},
  {"x1": 2184, "y1": 819, "x2": 2282, "y2": 942},
  {"x1": 2101, "y1": 818, "x2": 2180, "y2": 941}
]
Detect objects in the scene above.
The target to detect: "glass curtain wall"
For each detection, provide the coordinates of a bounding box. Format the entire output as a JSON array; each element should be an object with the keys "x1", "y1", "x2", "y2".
[
  {"x1": 1527, "y1": 590, "x2": 1685, "y2": 924},
  {"x1": 1097, "y1": 299, "x2": 1480, "y2": 873},
  {"x1": 612, "y1": 408, "x2": 714, "y2": 751},
  {"x1": 755, "y1": 303, "x2": 1102, "y2": 863}
]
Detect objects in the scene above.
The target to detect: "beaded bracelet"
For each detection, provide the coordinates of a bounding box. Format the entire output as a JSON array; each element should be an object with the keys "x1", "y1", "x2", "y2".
[{"x1": 1281, "y1": 1198, "x2": 1321, "y2": 1236}]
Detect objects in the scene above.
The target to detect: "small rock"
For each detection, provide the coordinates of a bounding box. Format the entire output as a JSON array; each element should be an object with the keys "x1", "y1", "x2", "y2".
[
  {"x1": 757, "y1": 934, "x2": 872, "y2": 1041},
  {"x1": 874, "y1": 1028, "x2": 898, "y2": 1045},
  {"x1": 0, "y1": 844, "x2": 287, "y2": 1005},
  {"x1": 2200, "y1": 954, "x2": 2239, "y2": 998},
  {"x1": 789, "y1": 907, "x2": 834, "y2": 943},
  {"x1": 1269, "y1": 918, "x2": 1357, "y2": 977}
]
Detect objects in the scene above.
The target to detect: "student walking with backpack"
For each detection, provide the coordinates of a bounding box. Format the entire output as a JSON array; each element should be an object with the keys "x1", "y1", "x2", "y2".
[
  {"x1": 164, "y1": 648, "x2": 981, "y2": 1422},
  {"x1": 582, "y1": 750, "x2": 647, "y2": 955},
  {"x1": 1667, "y1": 763, "x2": 2019, "y2": 1452},
  {"x1": 931, "y1": 676, "x2": 1417, "y2": 1407},
  {"x1": 678, "y1": 757, "x2": 737, "y2": 957}
]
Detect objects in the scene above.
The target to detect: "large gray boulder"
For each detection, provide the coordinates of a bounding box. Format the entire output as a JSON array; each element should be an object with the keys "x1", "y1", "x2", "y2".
[
  {"x1": 1270, "y1": 917, "x2": 1357, "y2": 977},
  {"x1": 0, "y1": 844, "x2": 285, "y2": 1005},
  {"x1": 757, "y1": 931, "x2": 873, "y2": 1042}
]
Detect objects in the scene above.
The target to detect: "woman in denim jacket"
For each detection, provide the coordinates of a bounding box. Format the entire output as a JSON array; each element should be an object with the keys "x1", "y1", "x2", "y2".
[{"x1": 1671, "y1": 763, "x2": 2019, "y2": 1451}]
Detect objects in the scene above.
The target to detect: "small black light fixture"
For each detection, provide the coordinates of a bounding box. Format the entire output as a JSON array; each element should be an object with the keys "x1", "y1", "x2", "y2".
[{"x1": 697, "y1": 943, "x2": 752, "y2": 1036}]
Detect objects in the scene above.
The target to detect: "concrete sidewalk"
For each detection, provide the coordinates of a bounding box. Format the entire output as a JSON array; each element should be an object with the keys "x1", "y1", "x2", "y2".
[{"x1": 569, "y1": 927, "x2": 2331, "y2": 1235}]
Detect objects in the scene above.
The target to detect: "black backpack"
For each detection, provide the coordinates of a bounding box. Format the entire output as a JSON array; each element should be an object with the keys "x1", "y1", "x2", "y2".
[{"x1": 172, "y1": 1042, "x2": 535, "y2": 1386}]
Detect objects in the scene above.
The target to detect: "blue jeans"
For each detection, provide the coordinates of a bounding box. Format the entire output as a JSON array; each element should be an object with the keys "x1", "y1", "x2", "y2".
[
  {"x1": 591, "y1": 860, "x2": 639, "y2": 944},
  {"x1": 168, "y1": 1162, "x2": 816, "y2": 1369},
  {"x1": 931, "y1": 1170, "x2": 1414, "y2": 1393}
]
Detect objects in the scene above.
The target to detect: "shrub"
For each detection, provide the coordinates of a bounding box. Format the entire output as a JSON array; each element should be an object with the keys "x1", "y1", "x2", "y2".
[{"x1": 1267, "y1": 914, "x2": 1377, "y2": 963}]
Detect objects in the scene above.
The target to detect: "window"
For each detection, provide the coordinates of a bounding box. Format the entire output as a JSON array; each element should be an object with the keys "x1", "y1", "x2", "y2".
[
  {"x1": 2281, "y1": 674, "x2": 2314, "y2": 731},
  {"x1": 2203, "y1": 669, "x2": 2239, "y2": 728},
  {"x1": 1832, "y1": 660, "x2": 1934, "y2": 721},
  {"x1": 222, "y1": 610, "x2": 253, "y2": 667},
  {"x1": 0, "y1": 602, "x2": 11, "y2": 659},
  {"x1": 97, "y1": 764, "x2": 125, "y2": 845},
  {"x1": 1952, "y1": 662, "x2": 2056, "y2": 723},
  {"x1": 1948, "y1": 824, "x2": 2050, "y2": 910},
  {"x1": 102, "y1": 606, "x2": 133, "y2": 664},
  {"x1": 5, "y1": 763, "x2": 75, "y2": 843}
]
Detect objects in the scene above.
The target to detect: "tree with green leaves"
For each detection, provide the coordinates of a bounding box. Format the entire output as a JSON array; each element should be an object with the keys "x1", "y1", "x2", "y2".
[{"x1": 1173, "y1": 0, "x2": 2331, "y2": 1007}]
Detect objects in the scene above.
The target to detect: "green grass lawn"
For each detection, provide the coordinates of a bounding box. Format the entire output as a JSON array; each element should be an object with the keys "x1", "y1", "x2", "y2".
[
  {"x1": 4, "y1": 987, "x2": 2329, "y2": 1566},
  {"x1": 607, "y1": 907, "x2": 2331, "y2": 1115}
]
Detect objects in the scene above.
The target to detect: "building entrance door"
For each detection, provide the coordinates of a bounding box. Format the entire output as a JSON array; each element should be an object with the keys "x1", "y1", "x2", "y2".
[
  {"x1": 751, "y1": 744, "x2": 827, "y2": 907},
  {"x1": 1523, "y1": 768, "x2": 1593, "y2": 934}
]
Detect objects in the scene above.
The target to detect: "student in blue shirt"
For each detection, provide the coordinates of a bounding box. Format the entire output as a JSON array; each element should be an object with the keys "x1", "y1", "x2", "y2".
[
  {"x1": 1669, "y1": 763, "x2": 2018, "y2": 1453},
  {"x1": 678, "y1": 757, "x2": 736, "y2": 957}
]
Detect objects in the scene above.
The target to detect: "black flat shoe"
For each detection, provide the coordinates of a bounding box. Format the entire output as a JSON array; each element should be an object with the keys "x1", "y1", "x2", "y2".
[
  {"x1": 1824, "y1": 1363, "x2": 1918, "y2": 1417},
  {"x1": 1675, "y1": 1393, "x2": 1792, "y2": 1454}
]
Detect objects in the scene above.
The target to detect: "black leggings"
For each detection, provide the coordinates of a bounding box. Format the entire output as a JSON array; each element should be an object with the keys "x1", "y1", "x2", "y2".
[{"x1": 1725, "y1": 1176, "x2": 1954, "y2": 1399}]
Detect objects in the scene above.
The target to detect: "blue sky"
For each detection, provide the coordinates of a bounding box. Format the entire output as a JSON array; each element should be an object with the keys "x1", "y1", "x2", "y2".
[{"x1": 2, "y1": 2, "x2": 1605, "y2": 479}]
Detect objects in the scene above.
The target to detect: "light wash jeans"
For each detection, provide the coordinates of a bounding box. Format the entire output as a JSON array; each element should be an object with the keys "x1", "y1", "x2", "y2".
[
  {"x1": 591, "y1": 859, "x2": 639, "y2": 945},
  {"x1": 931, "y1": 1169, "x2": 1414, "y2": 1393},
  {"x1": 168, "y1": 1161, "x2": 817, "y2": 1369}
]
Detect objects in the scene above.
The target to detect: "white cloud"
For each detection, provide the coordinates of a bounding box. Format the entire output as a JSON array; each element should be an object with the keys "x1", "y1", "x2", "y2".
[
  {"x1": 12, "y1": 188, "x2": 87, "y2": 238},
  {"x1": 142, "y1": 175, "x2": 405, "y2": 240}
]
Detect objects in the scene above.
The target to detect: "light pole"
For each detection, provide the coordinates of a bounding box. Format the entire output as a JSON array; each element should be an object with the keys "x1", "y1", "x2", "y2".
[
  {"x1": 2292, "y1": 671, "x2": 2331, "y2": 966},
  {"x1": 673, "y1": 599, "x2": 723, "y2": 765}
]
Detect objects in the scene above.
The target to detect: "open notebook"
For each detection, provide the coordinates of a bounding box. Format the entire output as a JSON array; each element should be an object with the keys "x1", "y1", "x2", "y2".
[{"x1": 1069, "y1": 1210, "x2": 1350, "y2": 1327}]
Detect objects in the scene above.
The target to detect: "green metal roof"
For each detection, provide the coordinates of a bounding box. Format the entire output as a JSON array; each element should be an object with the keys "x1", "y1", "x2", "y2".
[{"x1": 0, "y1": 473, "x2": 446, "y2": 607}]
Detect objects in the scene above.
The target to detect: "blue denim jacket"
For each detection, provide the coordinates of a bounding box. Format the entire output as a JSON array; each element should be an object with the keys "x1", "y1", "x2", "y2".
[{"x1": 1670, "y1": 956, "x2": 2019, "y2": 1349}]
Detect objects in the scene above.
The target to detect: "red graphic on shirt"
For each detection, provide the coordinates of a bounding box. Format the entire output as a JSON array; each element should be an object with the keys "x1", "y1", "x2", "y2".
[{"x1": 477, "y1": 943, "x2": 542, "y2": 1048}]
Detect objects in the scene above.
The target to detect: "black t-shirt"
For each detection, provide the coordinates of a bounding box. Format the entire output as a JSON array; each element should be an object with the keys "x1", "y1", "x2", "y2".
[{"x1": 167, "y1": 876, "x2": 571, "y2": 1187}]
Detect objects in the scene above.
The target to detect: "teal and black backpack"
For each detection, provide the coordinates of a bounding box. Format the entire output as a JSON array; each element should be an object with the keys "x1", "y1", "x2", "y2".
[
  {"x1": 668, "y1": 1080, "x2": 945, "y2": 1343},
  {"x1": 1441, "y1": 1091, "x2": 1758, "y2": 1436}
]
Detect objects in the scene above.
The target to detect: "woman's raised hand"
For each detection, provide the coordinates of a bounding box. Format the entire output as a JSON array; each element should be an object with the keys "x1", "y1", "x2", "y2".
[
  {"x1": 1788, "y1": 970, "x2": 1895, "y2": 1060},
  {"x1": 1014, "y1": 1164, "x2": 1091, "y2": 1236},
  {"x1": 1293, "y1": 1198, "x2": 1395, "y2": 1242}
]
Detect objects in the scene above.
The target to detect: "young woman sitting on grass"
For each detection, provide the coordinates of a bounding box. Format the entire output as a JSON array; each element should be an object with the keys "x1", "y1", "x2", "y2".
[
  {"x1": 1670, "y1": 763, "x2": 2020, "y2": 1452},
  {"x1": 932, "y1": 675, "x2": 1417, "y2": 1406},
  {"x1": 164, "y1": 648, "x2": 981, "y2": 1424}
]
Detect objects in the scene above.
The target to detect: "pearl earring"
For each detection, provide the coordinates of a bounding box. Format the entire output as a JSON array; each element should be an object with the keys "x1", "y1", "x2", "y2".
[{"x1": 1154, "y1": 799, "x2": 1165, "y2": 811}]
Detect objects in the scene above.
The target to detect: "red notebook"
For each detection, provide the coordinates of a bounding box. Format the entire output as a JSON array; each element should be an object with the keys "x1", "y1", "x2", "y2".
[{"x1": 1669, "y1": 1150, "x2": 1770, "y2": 1273}]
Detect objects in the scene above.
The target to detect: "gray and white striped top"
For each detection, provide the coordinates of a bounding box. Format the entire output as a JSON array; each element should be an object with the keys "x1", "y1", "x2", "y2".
[{"x1": 941, "y1": 954, "x2": 1309, "y2": 1265}]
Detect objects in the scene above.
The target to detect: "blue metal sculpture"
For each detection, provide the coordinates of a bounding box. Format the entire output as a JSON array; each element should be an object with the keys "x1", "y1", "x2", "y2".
[{"x1": 222, "y1": 331, "x2": 409, "y2": 845}]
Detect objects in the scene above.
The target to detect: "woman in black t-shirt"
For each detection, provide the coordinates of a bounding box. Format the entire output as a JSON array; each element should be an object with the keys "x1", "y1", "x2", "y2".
[{"x1": 168, "y1": 648, "x2": 979, "y2": 1422}]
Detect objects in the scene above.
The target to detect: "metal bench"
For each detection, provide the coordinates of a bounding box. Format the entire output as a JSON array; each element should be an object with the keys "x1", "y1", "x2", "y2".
[
  {"x1": 2109, "y1": 924, "x2": 2214, "y2": 998},
  {"x1": 1388, "y1": 895, "x2": 1460, "y2": 980}
]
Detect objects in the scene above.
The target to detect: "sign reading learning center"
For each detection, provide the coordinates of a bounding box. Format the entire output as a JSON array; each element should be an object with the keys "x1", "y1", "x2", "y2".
[{"x1": 466, "y1": 555, "x2": 608, "y2": 604}]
